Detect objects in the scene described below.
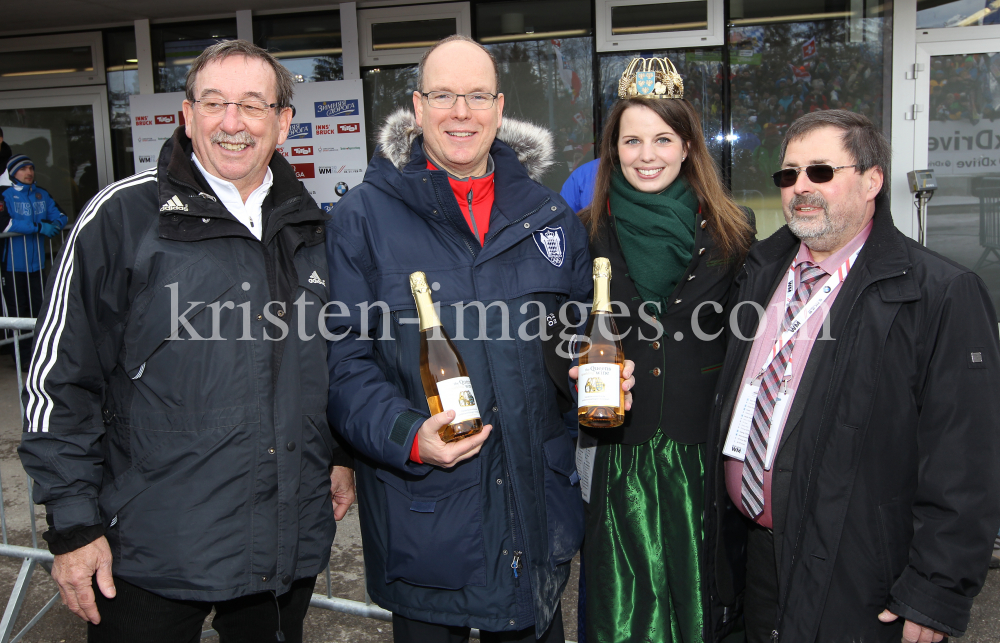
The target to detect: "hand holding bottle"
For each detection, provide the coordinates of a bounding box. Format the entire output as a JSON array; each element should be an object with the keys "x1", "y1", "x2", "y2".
[
  {"x1": 417, "y1": 410, "x2": 494, "y2": 468},
  {"x1": 570, "y1": 360, "x2": 636, "y2": 412}
]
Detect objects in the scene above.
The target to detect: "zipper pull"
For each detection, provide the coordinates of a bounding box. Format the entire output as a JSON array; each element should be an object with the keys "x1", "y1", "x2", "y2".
[
  {"x1": 770, "y1": 630, "x2": 779, "y2": 642},
  {"x1": 511, "y1": 551, "x2": 522, "y2": 581}
]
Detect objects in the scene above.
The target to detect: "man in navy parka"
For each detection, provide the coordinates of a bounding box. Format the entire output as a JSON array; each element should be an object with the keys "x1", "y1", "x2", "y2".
[{"x1": 326, "y1": 35, "x2": 632, "y2": 641}]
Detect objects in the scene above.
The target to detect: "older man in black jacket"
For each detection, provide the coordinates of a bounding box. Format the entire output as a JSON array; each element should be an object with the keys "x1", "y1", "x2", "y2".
[
  {"x1": 18, "y1": 40, "x2": 354, "y2": 643},
  {"x1": 704, "y1": 110, "x2": 1000, "y2": 643}
]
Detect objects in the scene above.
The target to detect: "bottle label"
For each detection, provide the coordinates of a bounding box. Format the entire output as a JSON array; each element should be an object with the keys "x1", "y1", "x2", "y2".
[
  {"x1": 577, "y1": 363, "x2": 621, "y2": 408},
  {"x1": 436, "y1": 377, "x2": 481, "y2": 423}
]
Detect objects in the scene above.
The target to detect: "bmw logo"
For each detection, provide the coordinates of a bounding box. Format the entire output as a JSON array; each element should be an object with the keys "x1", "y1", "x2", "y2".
[{"x1": 335, "y1": 182, "x2": 349, "y2": 197}]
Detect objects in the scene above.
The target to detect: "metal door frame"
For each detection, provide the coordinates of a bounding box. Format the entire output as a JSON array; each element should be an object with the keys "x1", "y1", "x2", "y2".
[{"x1": 0, "y1": 86, "x2": 114, "y2": 192}]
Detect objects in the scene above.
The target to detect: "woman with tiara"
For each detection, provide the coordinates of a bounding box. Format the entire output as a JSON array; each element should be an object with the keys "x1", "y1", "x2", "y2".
[{"x1": 577, "y1": 58, "x2": 754, "y2": 642}]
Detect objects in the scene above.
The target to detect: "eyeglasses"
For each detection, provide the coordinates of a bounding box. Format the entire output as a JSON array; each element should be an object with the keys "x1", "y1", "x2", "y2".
[
  {"x1": 194, "y1": 99, "x2": 278, "y2": 120},
  {"x1": 420, "y1": 91, "x2": 498, "y2": 110},
  {"x1": 772, "y1": 164, "x2": 858, "y2": 188}
]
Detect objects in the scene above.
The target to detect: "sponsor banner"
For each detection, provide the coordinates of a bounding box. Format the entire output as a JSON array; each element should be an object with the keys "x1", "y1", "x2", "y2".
[
  {"x1": 130, "y1": 93, "x2": 186, "y2": 173},
  {"x1": 315, "y1": 99, "x2": 359, "y2": 117},
  {"x1": 292, "y1": 80, "x2": 367, "y2": 204},
  {"x1": 287, "y1": 123, "x2": 312, "y2": 139},
  {"x1": 131, "y1": 80, "x2": 366, "y2": 205},
  {"x1": 291, "y1": 163, "x2": 316, "y2": 179},
  {"x1": 928, "y1": 120, "x2": 1000, "y2": 176}
]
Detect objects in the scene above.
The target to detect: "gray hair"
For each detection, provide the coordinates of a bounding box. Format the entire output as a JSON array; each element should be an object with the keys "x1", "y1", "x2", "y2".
[
  {"x1": 780, "y1": 110, "x2": 891, "y2": 196},
  {"x1": 417, "y1": 35, "x2": 500, "y2": 94},
  {"x1": 185, "y1": 39, "x2": 295, "y2": 110}
]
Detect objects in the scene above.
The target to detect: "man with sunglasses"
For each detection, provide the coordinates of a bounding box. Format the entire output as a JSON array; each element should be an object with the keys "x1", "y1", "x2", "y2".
[
  {"x1": 18, "y1": 40, "x2": 355, "y2": 642},
  {"x1": 704, "y1": 110, "x2": 1000, "y2": 643}
]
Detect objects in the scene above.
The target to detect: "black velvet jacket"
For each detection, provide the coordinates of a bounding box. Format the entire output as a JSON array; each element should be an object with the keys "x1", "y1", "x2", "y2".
[{"x1": 582, "y1": 207, "x2": 752, "y2": 445}]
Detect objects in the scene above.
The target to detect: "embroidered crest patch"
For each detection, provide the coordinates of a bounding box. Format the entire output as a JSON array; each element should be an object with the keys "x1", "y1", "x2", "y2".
[
  {"x1": 533, "y1": 226, "x2": 566, "y2": 267},
  {"x1": 636, "y1": 71, "x2": 656, "y2": 96}
]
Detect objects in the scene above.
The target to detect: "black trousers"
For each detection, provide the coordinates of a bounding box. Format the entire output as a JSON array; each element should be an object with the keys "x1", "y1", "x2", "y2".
[
  {"x1": 744, "y1": 523, "x2": 779, "y2": 643},
  {"x1": 88, "y1": 576, "x2": 316, "y2": 643},
  {"x1": 392, "y1": 603, "x2": 565, "y2": 643},
  {"x1": 0, "y1": 269, "x2": 43, "y2": 367}
]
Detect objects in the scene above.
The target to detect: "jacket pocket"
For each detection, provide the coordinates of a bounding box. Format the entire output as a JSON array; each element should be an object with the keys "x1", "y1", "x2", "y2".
[
  {"x1": 375, "y1": 459, "x2": 486, "y2": 589},
  {"x1": 542, "y1": 432, "x2": 584, "y2": 567}
]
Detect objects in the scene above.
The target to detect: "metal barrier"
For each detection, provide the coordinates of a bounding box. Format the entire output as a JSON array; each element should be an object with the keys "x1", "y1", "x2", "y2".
[{"x1": 0, "y1": 312, "x2": 399, "y2": 642}]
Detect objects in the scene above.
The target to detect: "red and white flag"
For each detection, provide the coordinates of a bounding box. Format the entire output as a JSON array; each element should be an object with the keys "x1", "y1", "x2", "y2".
[{"x1": 802, "y1": 37, "x2": 817, "y2": 60}]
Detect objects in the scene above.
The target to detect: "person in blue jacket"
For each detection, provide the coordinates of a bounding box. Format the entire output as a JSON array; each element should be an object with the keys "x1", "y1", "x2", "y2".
[
  {"x1": 559, "y1": 157, "x2": 599, "y2": 213},
  {"x1": 326, "y1": 35, "x2": 634, "y2": 643},
  {"x1": 1, "y1": 154, "x2": 67, "y2": 368}
]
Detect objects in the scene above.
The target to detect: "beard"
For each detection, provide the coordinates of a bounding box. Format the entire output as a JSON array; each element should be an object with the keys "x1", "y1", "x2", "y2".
[{"x1": 784, "y1": 193, "x2": 850, "y2": 252}]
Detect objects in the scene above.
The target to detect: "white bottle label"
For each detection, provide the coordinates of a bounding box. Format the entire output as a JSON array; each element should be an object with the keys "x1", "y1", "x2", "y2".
[
  {"x1": 436, "y1": 376, "x2": 481, "y2": 423},
  {"x1": 577, "y1": 363, "x2": 621, "y2": 409}
]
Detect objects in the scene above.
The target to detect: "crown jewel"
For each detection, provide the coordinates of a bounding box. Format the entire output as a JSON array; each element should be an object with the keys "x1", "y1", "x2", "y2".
[{"x1": 618, "y1": 57, "x2": 684, "y2": 100}]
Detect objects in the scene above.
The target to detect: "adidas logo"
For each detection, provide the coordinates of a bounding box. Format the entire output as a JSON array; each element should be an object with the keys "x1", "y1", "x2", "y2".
[
  {"x1": 308, "y1": 271, "x2": 326, "y2": 287},
  {"x1": 160, "y1": 195, "x2": 189, "y2": 212}
]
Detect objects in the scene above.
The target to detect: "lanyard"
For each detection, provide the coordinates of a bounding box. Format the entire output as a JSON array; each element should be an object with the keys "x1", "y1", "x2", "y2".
[{"x1": 758, "y1": 244, "x2": 864, "y2": 379}]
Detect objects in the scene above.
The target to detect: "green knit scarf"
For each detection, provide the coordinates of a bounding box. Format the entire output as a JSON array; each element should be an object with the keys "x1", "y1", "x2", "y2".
[{"x1": 609, "y1": 167, "x2": 698, "y2": 306}]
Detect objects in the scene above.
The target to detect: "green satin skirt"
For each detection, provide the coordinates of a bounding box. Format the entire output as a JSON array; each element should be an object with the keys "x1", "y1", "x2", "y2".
[{"x1": 583, "y1": 429, "x2": 706, "y2": 643}]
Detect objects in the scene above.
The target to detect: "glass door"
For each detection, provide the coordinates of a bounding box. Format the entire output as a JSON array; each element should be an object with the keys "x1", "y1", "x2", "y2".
[
  {"x1": 914, "y1": 37, "x2": 1000, "y2": 311},
  {"x1": 0, "y1": 87, "x2": 113, "y2": 223}
]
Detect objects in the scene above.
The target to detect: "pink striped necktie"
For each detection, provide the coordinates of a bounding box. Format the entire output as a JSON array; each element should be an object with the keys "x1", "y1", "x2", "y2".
[{"x1": 741, "y1": 261, "x2": 827, "y2": 518}]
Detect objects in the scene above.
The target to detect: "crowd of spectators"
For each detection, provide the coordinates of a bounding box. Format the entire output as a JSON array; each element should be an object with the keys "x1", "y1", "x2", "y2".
[
  {"x1": 930, "y1": 53, "x2": 1000, "y2": 123},
  {"x1": 728, "y1": 41, "x2": 886, "y2": 198}
]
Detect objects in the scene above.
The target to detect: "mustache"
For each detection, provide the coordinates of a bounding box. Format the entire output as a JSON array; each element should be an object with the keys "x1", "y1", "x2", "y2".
[
  {"x1": 788, "y1": 194, "x2": 828, "y2": 212},
  {"x1": 210, "y1": 131, "x2": 256, "y2": 147}
]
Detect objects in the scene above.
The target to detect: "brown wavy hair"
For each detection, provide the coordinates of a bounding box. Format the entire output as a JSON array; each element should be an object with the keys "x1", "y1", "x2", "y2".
[{"x1": 580, "y1": 98, "x2": 753, "y2": 261}]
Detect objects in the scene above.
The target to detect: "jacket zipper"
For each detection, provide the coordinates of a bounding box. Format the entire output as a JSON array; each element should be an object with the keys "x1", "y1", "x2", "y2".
[
  {"x1": 466, "y1": 189, "x2": 481, "y2": 243},
  {"x1": 511, "y1": 550, "x2": 522, "y2": 585}
]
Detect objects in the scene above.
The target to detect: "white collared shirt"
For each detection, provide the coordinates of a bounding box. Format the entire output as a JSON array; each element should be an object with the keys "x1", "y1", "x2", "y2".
[{"x1": 191, "y1": 153, "x2": 272, "y2": 240}]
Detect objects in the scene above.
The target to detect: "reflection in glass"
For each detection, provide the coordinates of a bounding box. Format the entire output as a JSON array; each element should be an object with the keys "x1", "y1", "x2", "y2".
[
  {"x1": 0, "y1": 106, "x2": 99, "y2": 221},
  {"x1": 254, "y1": 11, "x2": 343, "y2": 83},
  {"x1": 0, "y1": 48, "x2": 93, "y2": 78},
  {"x1": 371, "y1": 19, "x2": 457, "y2": 50},
  {"x1": 917, "y1": 0, "x2": 1000, "y2": 29},
  {"x1": 611, "y1": 2, "x2": 708, "y2": 35},
  {"x1": 362, "y1": 65, "x2": 419, "y2": 157},
  {"x1": 926, "y1": 52, "x2": 1000, "y2": 311},
  {"x1": 598, "y1": 49, "x2": 724, "y2": 169},
  {"x1": 486, "y1": 38, "x2": 595, "y2": 192},
  {"x1": 477, "y1": 0, "x2": 591, "y2": 42},
  {"x1": 105, "y1": 27, "x2": 139, "y2": 181},
  {"x1": 727, "y1": 10, "x2": 888, "y2": 238},
  {"x1": 151, "y1": 21, "x2": 238, "y2": 94}
]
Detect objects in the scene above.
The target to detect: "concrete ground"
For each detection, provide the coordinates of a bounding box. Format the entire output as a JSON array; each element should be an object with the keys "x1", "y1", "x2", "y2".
[{"x1": 0, "y1": 354, "x2": 994, "y2": 642}]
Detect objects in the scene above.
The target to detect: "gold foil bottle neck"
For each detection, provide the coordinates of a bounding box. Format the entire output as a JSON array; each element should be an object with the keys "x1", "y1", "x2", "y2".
[
  {"x1": 592, "y1": 258, "x2": 612, "y2": 314},
  {"x1": 593, "y1": 257, "x2": 611, "y2": 279},
  {"x1": 410, "y1": 271, "x2": 430, "y2": 295}
]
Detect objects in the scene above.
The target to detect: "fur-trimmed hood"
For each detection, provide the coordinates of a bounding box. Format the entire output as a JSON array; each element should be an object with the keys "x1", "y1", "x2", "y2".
[{"x1": 377, "y1": 108, "x2": 554, "y2": 182}]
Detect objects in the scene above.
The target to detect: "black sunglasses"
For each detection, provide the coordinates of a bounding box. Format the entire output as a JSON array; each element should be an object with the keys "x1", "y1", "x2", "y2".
[{"x1": 772, "y1": 164, "x2": 858, "y2": 188}]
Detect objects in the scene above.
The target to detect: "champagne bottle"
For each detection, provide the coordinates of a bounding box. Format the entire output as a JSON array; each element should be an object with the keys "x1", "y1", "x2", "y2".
[
  {"x1": 410, "y1": 271, "x2": 484, "y2": 443},
  {"x1": 578, "y1": 258, "x2": 625, "y2": 428}
]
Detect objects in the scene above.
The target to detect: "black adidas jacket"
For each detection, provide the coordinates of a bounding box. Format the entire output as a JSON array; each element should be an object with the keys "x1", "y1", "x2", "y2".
[{"x1": 18, "y1": 128, "x2": 349, "y2": 600}]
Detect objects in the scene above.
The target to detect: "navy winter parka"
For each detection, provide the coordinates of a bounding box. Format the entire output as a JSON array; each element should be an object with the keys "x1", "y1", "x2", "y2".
[{"x1": 325, "y1": 110, "x2": 590, "y2": 636}]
